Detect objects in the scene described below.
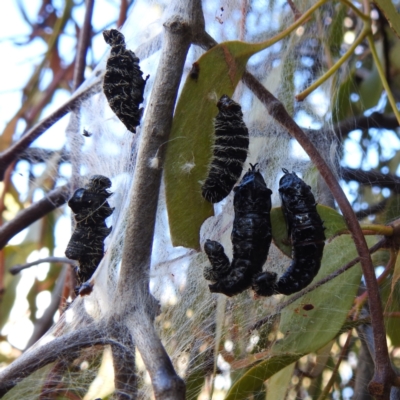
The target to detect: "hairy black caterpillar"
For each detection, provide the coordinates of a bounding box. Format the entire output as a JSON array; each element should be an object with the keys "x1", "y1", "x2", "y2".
[
  {"x1": 65, "y1": 175, "x2": 114, "y2": 291},
  {"x1": 201, "y1": 95, "x2": 249, "y2": 203},
  {"x1": 204, "y1": 164, "x2": 272, "y2": 296},
  {"x1": 103, "y1": 29, "x2": 148, "y2": 133},
  {"x1": 252, "y1": 169, "x2": 325, "y2": 296}
]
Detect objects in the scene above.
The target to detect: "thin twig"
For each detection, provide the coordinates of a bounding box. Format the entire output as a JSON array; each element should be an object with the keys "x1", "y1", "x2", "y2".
[
  {"x1": 26, "y1": 266, "x2": 68, "y2": 348},
  {"x1": 317, "y1": 330, "x2": 353, "y2": 400},
  {"x1": 0, "y1": 185, "x2": 70, "y2": 250},
  {"x1": 72, "y1": 0, "x2": 95, "y2": 90},
  {"x1": 9, "y1": 256, "x2": 74, "y2": 275},
  {"x1": 0, "y1": 80, "x2": 101, "y2": 181},
  {"x1": 341, "y1": 167, "x2": 400, "y2": 193},
  {"x1": 0, "y1": 323, "x2": 112, "y2": 396}
]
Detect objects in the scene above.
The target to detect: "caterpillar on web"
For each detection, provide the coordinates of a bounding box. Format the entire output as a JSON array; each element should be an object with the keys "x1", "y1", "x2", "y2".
[
  {"x1": 252, "y1": 169, "x2": 326, "y2": 296},
  {"x1": 204, "y1": 164, "x2": 272, "y2": 297},
  {"x1": 103, "y1": 29, "x2": 148, "y2": 133},
  {"x1": 201, "y1": 95, "x2": 249, "y2": 203},
  {"x1": 65, "y1": 175, "x2": 114, "y2": 294}
]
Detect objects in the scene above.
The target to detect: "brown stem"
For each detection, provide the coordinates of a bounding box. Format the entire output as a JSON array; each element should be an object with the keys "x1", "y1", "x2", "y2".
[
  {"x1": 9, "y1": 256, "x2": 74, "y2": 275},
  {"x1": 341, "y1": 167, "x2": 400, "y2": 193},
  {"x1": 0, "y1": 81, "x2": 100, "y2": 181},
  {"x1": 0, "y1": 323, "x2": 112, "y2": 396},
  {"x1": 115, "y1": 2, "x2": 207, "y2": 399},
  {"x1": 72, "y1": 0, "x2": 94, "y2": 90},
  {"x1": 0, "y1": 185, "x2": 70, "y2": 250},
  {"x1": 241, "y1": 71, "x2": 394, "y2": 398},
  {"x1": 117, "y1": 0, "x2": 130, "y2": 27},
  {"x1": 250, "y1": 238, "x2": 386, "y2": 332},
  {"x1": 26, "y1": 266, "x2": 68, "y2": 348}
]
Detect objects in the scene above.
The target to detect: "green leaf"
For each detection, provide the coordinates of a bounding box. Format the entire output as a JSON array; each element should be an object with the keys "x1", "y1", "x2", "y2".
[
  {"x1": 164, "y1": 41, "x2": 268, "y2": 250},
  {"x1": 266, "y1": 362, "x2": 295, "y2": 400},
  {"x1": 271, "y1": 204, "x2": 347, "y2": 257},
  {"x1": 225, "y1": 353, "x2": 301, "y2": 400},
  {"x1": 225, "y1": 235, "x2": 371, "y2": 398},
  {"x1": 272, "y1": 235, "x2": 368, "y2": 355},
  {"x1": 374, "y1": 0, "x2": 400, "y2": 38}
]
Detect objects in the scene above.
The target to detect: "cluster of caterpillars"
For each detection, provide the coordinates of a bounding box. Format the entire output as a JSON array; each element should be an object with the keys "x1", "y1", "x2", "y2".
[
  {"x1": 202, "y1": 97, "x2": 326, "y2": 297},
  {"x1": 65, "y1": 175, "x2": 113, "y2": 295}
]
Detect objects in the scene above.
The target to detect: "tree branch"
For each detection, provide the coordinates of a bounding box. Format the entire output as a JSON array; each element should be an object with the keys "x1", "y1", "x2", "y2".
[
  {"x1": 0, "y1": 81, "x2": 100, "y2": 181},
  {"x1": 115, "y1": 2, "x2": 206, "y2": 399},
  {"x1": 72, "y1": 0, "x2": 94, "y2": 90},
  {"x1": 9, "y1": 256, "x2": 74, "y2": 275},
  {"x1": 0, "y1": 323, "x2": 110, "y2": 396},
  {"x1": 334, "y1": 112, "x2": 399, "y2": 137},
  {"x1": 341, "y1": 167, "x2": 400, "y2": 193},
  {"x1": 0, "y1": 185, "x2": 70, "y2": 250}
]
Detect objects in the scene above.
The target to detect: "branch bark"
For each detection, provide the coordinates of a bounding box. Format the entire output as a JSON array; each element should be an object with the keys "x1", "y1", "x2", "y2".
[
  {"x1": 0, "y1": 323, "x2": 109, "y2": 396},
  {"x1": 0, "y1": 185, "x2": 70, "y2": 250},
  {"x1": 115, "y1": 2, "x2": 206, "y2": 399}
]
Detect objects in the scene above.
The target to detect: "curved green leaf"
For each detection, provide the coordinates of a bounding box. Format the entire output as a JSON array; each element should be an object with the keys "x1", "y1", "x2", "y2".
[
  {"x1": 226, "y1": 353, "x2": 301, "y2": 400},
  {"x1": 164, "y1": 41, "x2": 268, "y2": 250},
  {"x1": 225, "y1": 235, "x2": 372, "y2": 398}
]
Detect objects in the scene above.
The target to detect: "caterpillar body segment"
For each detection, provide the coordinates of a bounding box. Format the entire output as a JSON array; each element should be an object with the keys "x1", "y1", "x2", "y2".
[
  {"x1": 201, "y1": 95, "x2": 249, "y2": 203},
  {"x1": 253, "y1": 169, "x2": 325, "y2": 296},
  {"x1": 204, "y1": 165, "x2": 272, "y2": 296},
  {"x1": 65, "y1": 175, "x2": 114, "y2": 290},
  {"x1": 103, "y1": 29, "x2": 148, "y2": 133}
]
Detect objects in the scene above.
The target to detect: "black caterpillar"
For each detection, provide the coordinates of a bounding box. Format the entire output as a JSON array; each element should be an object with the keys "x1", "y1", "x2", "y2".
[
  {"x1": 252, "y1": 169, "x2": 325, "y2": 296},
  {"x1": 65, "y1": 175, "x2": 114, "y2": 292},
  {"x1": 201, "y1": 95, "x2": 249, "y2": 203},
  {"x1": 204, "y1": 164, "x2": 272, "y2": 296},
  {"x1": 103, "y1": 29, "x2": 148, "y2": 133}
]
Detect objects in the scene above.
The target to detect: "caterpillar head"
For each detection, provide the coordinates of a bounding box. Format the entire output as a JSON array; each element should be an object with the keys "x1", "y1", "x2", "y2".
[{"x1": 103, "y1": 29, "x2": 125, "y2": 47}]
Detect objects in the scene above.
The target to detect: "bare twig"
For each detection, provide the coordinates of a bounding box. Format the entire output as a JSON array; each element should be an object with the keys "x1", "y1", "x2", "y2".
[
  {"x1": 355, "y1": 199, "x2": 388, "y2": 219},
  {"x1": 0, "y1": 323, "x2": 110, "y2": 396},
  {"x1": 334, "y1": 112, "x2": 399, "y2": 137},
  {"x1": 9, "y1": 256, "x2": 74, "y2": 275},
  {"x1": 0, "y1": 185, "x2": 70, "y2": 250},
  {"x1": 26, "y1": 266, "x2": 68, "y2": 348},
  {"x1": 0, "y1": 81, "x2": 101, "y2": 181},
  {"x1": 250, "y1": 238, "x2": 386, "y2": 332},
  {"x1": 72, "y1": 0, "x2": 95, "y2": 90},
  {"x1": 341, "y1": 167, "x2": 400, "y2": 193},
  {"x1": 117, "y1": 0, "x2": 130, "y2": 27}
]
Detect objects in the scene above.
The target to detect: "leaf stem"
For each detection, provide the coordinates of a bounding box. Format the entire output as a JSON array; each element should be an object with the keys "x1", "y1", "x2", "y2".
[
  {"x1": 367, "y1": 34, "x2": 400, "y2": 125},
  {"x1": 296, "y1": 26, "x2": 370, "y2": 101},
  {"x1": 251, "y1": 0, "x2": 328, "y2": 54}
]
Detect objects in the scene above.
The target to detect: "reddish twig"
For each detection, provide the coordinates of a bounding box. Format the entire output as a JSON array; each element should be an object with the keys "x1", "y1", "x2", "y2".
[
  {"x1": 72, "y1": 0, "x2": 95, "y2": 90},
  {"x1": 241, "y1": 71, "x2": 395, "y2": 398},
  {"x1": 0, "y1": 185, "x2": 70, "y2": 250},
  {"x1": 117, "y1": 0, "x2": 130, "y2": 27},
  {"x1": 0, "y1": 81, "x2": 100, "y2": 181}
]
